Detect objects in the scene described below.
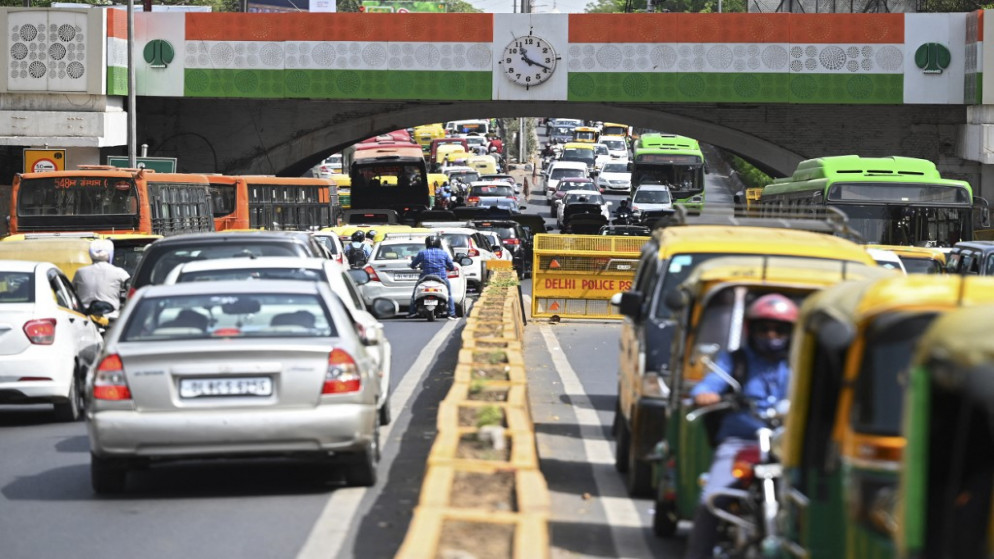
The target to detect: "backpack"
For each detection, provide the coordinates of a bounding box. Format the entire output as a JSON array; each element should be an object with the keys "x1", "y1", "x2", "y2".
[{"x1": 345, "y1": 243, "x2": 368, "y2": 268}]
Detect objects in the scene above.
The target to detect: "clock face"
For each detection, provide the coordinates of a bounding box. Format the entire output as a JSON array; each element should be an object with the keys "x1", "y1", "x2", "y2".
[{"x1": 499, "y1": 35, "x2": 558, "y2": 89}]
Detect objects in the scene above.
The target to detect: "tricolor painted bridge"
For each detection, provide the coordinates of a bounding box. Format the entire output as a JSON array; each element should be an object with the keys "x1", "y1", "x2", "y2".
[{"x1": 4, "y1": 8, "x2": 994, "y2": 195}]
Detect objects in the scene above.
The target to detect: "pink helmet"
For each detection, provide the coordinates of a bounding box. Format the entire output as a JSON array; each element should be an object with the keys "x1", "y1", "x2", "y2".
[{"x1": 746, "y1": 294, "x2": 798, "y2": 324}]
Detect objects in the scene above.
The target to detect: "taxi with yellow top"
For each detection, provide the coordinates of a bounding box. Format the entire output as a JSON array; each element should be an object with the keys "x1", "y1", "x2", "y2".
[
  {"x1": 0, "y1": 232, "x2": 161, "y2": 279},
  {"x1": 780, "y1": 274, "x2": 994, "y2": 559},
  {"x1": 865, "y1": 244, "x2": 946, "y2": 274}
]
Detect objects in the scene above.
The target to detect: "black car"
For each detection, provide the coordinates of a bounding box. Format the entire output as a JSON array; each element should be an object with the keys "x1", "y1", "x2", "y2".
[
  {"x1": 471, "y1": 220, "x2": 533, "y2": 278},
  {"x1": 129, "y1": 231, "x2": 330, "y2": 293}
]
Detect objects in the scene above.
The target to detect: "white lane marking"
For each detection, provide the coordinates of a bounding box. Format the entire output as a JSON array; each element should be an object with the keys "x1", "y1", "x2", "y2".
[
  {"x1": 296, "y1": 319, "x2": 460, "y2": 559},
  {"x1": 539, "y1": 324, "x2": 653, "y2": 559}
]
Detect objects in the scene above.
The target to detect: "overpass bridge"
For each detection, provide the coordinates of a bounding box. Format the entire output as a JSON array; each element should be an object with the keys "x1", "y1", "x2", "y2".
[{"x1": 2, "y1": 8, "x2": 994, "y2": 196}]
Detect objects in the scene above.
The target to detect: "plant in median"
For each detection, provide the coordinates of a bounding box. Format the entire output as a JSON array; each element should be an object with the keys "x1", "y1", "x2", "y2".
[{"x1": 475, "y1": 405, "x2": 504, "y2": 428}]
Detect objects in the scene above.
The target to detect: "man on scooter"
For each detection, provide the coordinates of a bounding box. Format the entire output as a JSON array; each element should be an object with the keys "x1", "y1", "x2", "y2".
[
  {"x1": 684, "y1": 293, "x2": 797, "y2": 559},
  {"x1": 407, "y1": 235, "x2": 457, "y2": 320}
]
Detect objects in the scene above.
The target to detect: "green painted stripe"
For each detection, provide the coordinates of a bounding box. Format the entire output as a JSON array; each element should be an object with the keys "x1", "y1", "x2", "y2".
[
  {"x1": 183, "y1": 69, "x2": 492, "y2": 100},
  {"x1": 567, "y1": 72, "x2": 903, "y2": 104},
  {"x1": 107, "y1": 65, "x2": 128, "y2": 96}
]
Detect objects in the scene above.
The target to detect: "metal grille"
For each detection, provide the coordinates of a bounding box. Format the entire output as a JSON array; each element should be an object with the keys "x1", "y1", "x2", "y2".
[{"x1": 534, "y1": 234, "x2": 646, "y2": 255}]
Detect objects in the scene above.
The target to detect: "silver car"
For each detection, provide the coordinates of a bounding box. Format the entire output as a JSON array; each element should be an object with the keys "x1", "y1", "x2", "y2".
[{"x1": 86, "y1": 280, "x2": 381, "y2": 493}]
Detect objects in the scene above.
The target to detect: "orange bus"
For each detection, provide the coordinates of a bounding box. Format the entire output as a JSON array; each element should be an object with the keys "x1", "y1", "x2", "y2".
[
  {"x1": 206, "y1": 174, "x2": 247, "y2": 231},
  {"x1": 348, "y1": 140, "x2": 430, "y2": 213},
  {"x1": 239, "y1": 176, "x2": 337, "y2": 230},
  {"x1": 10, "y1": 166, "x2": 214, "y2": 237}
]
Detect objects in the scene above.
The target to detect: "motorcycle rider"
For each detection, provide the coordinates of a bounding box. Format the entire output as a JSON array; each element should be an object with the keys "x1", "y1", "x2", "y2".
[
  {"x1": 345, "y1": 230, "x2": 372, "y2": 268},
  {"x1": 685, "y1": 293, "x2": 798, "y2": 559},
  {"x1": 72, "y1": 238, "x2": 130, "y2": 314},
  {"x1": 614, "y1": 198, "x2": 635, "y2": 224},
  {"x1": 406, "y1": 235, "x2": 457, "y2": 320}
]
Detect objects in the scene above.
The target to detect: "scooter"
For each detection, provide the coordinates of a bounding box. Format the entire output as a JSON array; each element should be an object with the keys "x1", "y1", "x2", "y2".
[
  {"x1": 684, "y1": 353, "x2": 788, "y2": 559},
  {"x1": 412, "y1": 274, "x2": 450, "y2": 322}
]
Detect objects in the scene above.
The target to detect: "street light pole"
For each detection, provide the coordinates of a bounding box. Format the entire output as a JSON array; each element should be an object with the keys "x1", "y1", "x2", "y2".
[{"x1": 127, "y1": 0, "x2": 137, "y2": 167}]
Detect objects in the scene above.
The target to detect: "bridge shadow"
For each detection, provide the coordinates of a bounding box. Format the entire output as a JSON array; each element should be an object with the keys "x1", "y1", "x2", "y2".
[{"x1": 346, "y1": 325, "x2": 463, "y2": 559}]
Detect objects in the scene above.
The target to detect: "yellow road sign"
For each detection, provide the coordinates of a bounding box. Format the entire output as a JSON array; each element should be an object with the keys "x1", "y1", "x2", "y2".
[{"x1": 23, "y1": 149, "x2": 66, "y2": 173}]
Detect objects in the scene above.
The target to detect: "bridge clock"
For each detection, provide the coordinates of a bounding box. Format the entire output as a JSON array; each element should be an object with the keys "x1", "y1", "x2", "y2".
[{"x1": 499, "y1": 34, "x2": 559, "y2": 90}]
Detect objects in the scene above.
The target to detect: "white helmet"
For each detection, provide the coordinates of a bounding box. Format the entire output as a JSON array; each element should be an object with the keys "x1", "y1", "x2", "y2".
[{"x1": 89, "y1": 238, "x2": 115, "y2": 263}]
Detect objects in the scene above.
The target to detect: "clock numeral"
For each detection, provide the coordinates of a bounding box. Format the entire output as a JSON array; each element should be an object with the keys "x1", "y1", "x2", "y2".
[
  {"x1": 516, "y1": 73, "x2": 521, "y2": 79},
  {"x1": 508, "y1": 67, "x2": 515, "y2": 73},
  {"x1": 525, "y1": 38, "x2": 534, "y2": 44},
  {"x1": 526, "y1": 76, "x2": 532, "y2": 82},
  {"x1": 543, "y1": 47, "x2": 549, "y2": 53},
  {"x1": 509, "y1": 48, "x2": 517, "y2": 54},
  {"x1": 506, "y1": 57, "x2": 512, "y2": 63},
  {"x1": 536, "y1": 73, "x2": 542, "y2": 79},
  {"x1": 545, "y1": 58, "x2": 551, "y2": 63}
]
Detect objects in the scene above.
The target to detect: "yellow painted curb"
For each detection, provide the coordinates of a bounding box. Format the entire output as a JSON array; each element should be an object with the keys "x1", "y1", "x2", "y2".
[
  {"x1": 396, "y1": 508, "x2": 550, "y2": 559},
  {"x1": 417, "y1": 465, "x2": 550, "y2": 514},
  {"x1": 436, "y1": 400, "x2": 532, "y2": 433},
  {"x1": 458, "y1": 348, "x2": 526, "y2": 368},
  {"x1": 453, "y1": 362, "x2": 528, "y2": 384},
  {"x1": 443, "y1": 381, "x2": 529, "y2": 409},
  {"x1": 427, "y1": 428, "x2": 539, "y2": 471}
]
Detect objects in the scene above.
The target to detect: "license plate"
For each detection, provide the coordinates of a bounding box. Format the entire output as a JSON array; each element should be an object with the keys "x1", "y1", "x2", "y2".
[
  {"x1": 753, "y1": 463, "x2": 783, "y2": 479},
  {"x1": 394, "y1": 273, "x2": 419, "y2": 281},
  {"x1": 179, "y1": 377, "x2": 273, "y2": 398},
  {"x1": 424, "y1": 300, "x2": 438, "y2": 307}
]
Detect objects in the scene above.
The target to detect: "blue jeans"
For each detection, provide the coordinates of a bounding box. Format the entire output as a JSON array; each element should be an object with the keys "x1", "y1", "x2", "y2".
[{"x1": 409, "y1": 274, "x2": 456, "y2": 317}]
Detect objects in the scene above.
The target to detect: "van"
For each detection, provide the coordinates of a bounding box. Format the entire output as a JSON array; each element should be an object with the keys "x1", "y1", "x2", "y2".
[
  {"x1": 944, "y1": 240, "x2": 994, "y2": 275},
  {"x1": 445, "y1": 119, "x2": 490, "y2": 136}
]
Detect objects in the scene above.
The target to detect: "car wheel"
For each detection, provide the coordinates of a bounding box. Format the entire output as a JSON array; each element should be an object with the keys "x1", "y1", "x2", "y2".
[
  {"x1": 53, "y1": 373, "x2": 83, "y2": 423},
  {"x1": 652, "y1": 493, "x2": 679, "y2": 538},
  {"x1": 627, "y1": 437, "x2": 653, "y2": 497},
  {"x1": 378, "y1": 393, "x2": 392, "y2": 426},
  {"x1": 343, "y1": 429, "x2": 379, "y2": 487},
  {"x1": 91, "y1": 453, "x2": 128, "y2": 494},
  {"x1": 614, "y1": 416, "x2": 630, "y2": 474}
]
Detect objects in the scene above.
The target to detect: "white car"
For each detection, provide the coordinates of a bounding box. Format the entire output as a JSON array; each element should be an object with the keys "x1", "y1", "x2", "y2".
[
  {"x1": 596, "y1": 162, "x2": 632, "y2": 193},
  {"x1": 599, "y1": 135, "x2": 629, "y2": 160},
  {"x1": 312, "y1": 154, "x2": 342, "y2": 179},
  {"x1": 593, "y1": 143, "x2": 612, "y2": 172},
  {"x1": 545, "y1": 161, "x2": 589, "y2": 201},
  {"x1": 418, "y1": 226, "x2": 497, "y2": 297},
  {"x1": 631, "y1": 184, "x2": 675, "y2": 217},
  {"x1": 162, "y1": 256, "x2": 394, "y2": 425},
  {"x1": 556, "y1": 191, "x2": 612, "y2": 229},
  {"x1": 360, "y1": 234, "x2": 471, "y2": 316},
  {"x1": 310, "y1": 230, "x2": 347, "y2": 268},
  {"x1": 0, "y1": 260, "x2": 103, "y2": 421},
  {"x1": 866, "y1": 248, "x2": 908, "y2": 275},
  {"x1": 481, "y1": 231, "x2": 513, "y2": 263}
]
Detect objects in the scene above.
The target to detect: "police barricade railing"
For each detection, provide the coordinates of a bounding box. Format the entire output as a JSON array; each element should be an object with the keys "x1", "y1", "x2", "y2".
[{"x1": 531, "y1": 233, "x2": 649, "y2": 320}]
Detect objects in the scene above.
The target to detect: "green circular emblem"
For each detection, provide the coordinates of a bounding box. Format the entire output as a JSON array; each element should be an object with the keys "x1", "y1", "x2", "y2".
[
  {"x1": 914, "y1": 43, "x2": 950, "y2": 75},
  {"x1": 144, "y1": 39, "x2": 175, "y2": 68}
]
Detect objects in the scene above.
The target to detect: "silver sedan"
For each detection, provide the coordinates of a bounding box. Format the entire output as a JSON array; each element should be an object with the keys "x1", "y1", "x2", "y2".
[{"x1": 85, "y1": 280, "x2": 381, "y2": 493}]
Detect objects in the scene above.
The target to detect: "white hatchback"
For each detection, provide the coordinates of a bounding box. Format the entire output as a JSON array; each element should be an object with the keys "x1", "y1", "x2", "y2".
[
  {"x1": 0, "y1": 260, "x2": 103, "y2": 421},
  {"x1": 596, "y1": 162, "x2": 633, "y2": 193}
]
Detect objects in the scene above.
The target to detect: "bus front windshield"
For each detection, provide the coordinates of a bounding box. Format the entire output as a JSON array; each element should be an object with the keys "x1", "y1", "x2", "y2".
[
  {"x1": 632, "y1": 165, "x2": 703, "y2": 197},
  {"x1": 17, "y1": 176, "x2": 139, "y2": 217},
  {"x1": 838, "y1": 204, "x2": 971, "y2": 246}
]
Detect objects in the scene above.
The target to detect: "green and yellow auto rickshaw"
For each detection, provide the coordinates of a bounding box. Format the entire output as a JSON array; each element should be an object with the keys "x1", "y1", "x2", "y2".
[
  {"x1": 896, "y1": 303, "x2": 994, "y2": 559},
  {"x1": 652, "y1": 255, "x2": 891, "y2": 538},
  {"x1": 779, "y1": 275, "x2": 994, "y2": 559}
]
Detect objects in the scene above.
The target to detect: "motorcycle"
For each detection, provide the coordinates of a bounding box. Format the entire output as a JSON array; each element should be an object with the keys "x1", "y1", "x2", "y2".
[
  {"x1": 85, "y1": 300, "x2": 117, "y2": 336},
  {"x1": 412, "y1": 274, "x2": 451, "y2": 322},
  {"x1": 685, "y1": 351, "x2": 788, "y2": 559},
  {"x1": 613, "y1": 208, "x2": 636, "y2": 226}
]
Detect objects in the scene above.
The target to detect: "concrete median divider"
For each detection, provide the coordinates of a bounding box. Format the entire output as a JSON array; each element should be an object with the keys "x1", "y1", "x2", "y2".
[{"x1": 396, "y1": 269, "x2": 550, "y2": 559}]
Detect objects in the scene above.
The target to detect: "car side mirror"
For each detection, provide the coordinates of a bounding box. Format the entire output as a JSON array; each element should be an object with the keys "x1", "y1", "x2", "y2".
[
  {"x1": 459, "y1": 256, "x2": 474, "y2": 266},
  {"x1": 369, "y1": 298, "x2": 398, "y2": 319},
  {"x1": 664, "y1": 288, "x2": 689, "y2": 311},
  {"x1": 86, "y1": 300, "x2": 115, "y2": 317},
  {"x1": 347, "y1": 268, "x2": 371, "y2": 286},
  {"x1": 615, "y1": 291, "x2": 643, "y2": 318}
]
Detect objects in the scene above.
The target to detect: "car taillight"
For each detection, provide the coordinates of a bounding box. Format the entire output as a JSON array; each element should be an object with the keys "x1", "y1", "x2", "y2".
[
  {"x1": 467, "y1": 248, "x2": 479, "y2": 257},
  {"x1": 363, "y1": 265, "x2": 381, "y2": 282},
  {"x1": 93, "y1": 354, "x2": 132, "y2": 401},
  {"x1": 632, "y1": 205, "x2": 640, "y2": 212},
  {"x1": 494, "y1": 249, "x2": 503, "y2": 258},
  {"x1": 23, "y1": 318, "x2": 56, "y2": 345},
  {"x1": 336, "y1": 254, "x2": 344, "y2": 265},
  {"x1": 322, "y1": 348, "x2": 361, "y2": 394},
  {"x1": 447, "y1": 268, "x2": 460, "y2": 278},
  {"x1": 127, "y1": 287, "x2": 136, "y2": 299},
  {"x1": 467, "y1": 196, "x2": 480, "y2": 205},
  {"x1": 503, "y1": 238, "x2": 520, "y2": 246},
  {"x1": 731, "y1": 445, "x2": 761, "y2": 482}
]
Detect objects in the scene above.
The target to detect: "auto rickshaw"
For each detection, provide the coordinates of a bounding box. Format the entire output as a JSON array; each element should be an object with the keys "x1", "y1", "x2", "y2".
[
  {"x1": 435, "y1": 144, "x2": 470, "y2": 169},
  {"x1": 330, "y1": 173, "x2": 351, "y2": 210},
  {"x1": 467, "y1": 154, "x2": 498, "y2": 176},
  {"x1": 897, "y1": 303, "x2": 994, "y2": 559},
  {"x1": 865, "y1": 244, "x2": 946, "y2": 274},
  {"x1": 0, "y1": 232, "x2": 160, "y2": 279},
  {"x1": 778, "y1": 275, "x2": 994, "y2": 559},
  {"x1": 651, "y1": 255, "x2": 892, "y2": 538}
]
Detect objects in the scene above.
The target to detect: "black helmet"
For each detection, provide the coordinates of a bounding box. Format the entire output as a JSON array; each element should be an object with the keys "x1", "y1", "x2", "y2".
[
  {"x1": 351, "y1": 231, "x2": 365, "y2": 243},
  {"x1": 432, "y1": 236, "x2": 443, "y2": 249},
  {"x1": 425, "y1": 236, "x2": 434, "y2": 249},
  {"x1": 619, "y1": 199, "x2": 629, "y2": 207},
  {"x1": 365, "y1": 229, "x2": 377, "y2": 240}
]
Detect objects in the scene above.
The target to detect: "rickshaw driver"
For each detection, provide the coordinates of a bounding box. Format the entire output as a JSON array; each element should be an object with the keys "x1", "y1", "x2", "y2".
[{"x1": 685, "y1": 293, "x2": 798, "y2": 559}]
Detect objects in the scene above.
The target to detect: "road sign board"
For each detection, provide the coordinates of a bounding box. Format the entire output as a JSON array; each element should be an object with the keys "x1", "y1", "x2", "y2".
[
  {"x1": 107, "y1": 156, "x2": 177, "y2": 173},
  {"x1": 23, "y1": 149, "x2": 66, "y2": 173}
]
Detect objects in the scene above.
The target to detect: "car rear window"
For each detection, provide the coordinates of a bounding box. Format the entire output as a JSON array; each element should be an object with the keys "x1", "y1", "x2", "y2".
[
  {"x1": 470, "y1": 185, "x2": 514, "y2": 197},
  {"x1": 375, "y1": 243, "x2": 423, "y2": 260},
  {"x1": 441, "y1": 234, "x2": 471, "y2": 249},
  {"x1": 122, "y1": 292, "x2": 335, "y2": 341},
  {"x1": 144, "y1": 242, "x2": 305, "y2": 286},
  {"x1": 314, "y1": 237, "x2": 340, "y2": 255},
  {"x1": 634, "y1": 189, "x2": 672, "y2": 204},
  {"x1": 177, "y1": 268, "x2": 326, "y2": 283},
  {"x1": 550, "y1": 168, "x2": 585, "y2": 180},
  {"x1": 0, "y1": 271, "x2": 34, "y2": 303}
]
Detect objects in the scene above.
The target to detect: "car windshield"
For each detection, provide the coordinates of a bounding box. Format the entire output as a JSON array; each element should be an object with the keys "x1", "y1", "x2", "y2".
[
  {"x1": 594, "y1": 145, "x2": 609, "y2": 155},
  {"x1": 177, "y1": 267, "x2": 326, "y2": 283},
  {"x1": 375, "y1": 243, "x2": 423, "y2": 260},
  {"x1": 602, "y1": 140, "x2": 626, "y2": 151},
  {"x1": 602, "y1": 164, "x2": 628, "y2": 173},
  {"x1": 448, "y1": 171, "x2": 480, "y2": 183},
  {"x1": 634, "y1": 189, "x2": 672, "y2": 204},
  {"x1": 0, "y1": 271, "x2": 34, "y2": 303},
  {"x1": 899, "y1": 256, "x2": 943, "y2": 274},
  {"x1": 561, "y1": 149, "x2": 595, "y2": 163},
  {"x1": 566, "y1": 193, "x2": 604, "y2": 205},
  {"x1": 559, "y1": 181, "x2": 595, "y2": 192},
  {"x1": 121, "y1": 292, "x2": 335, "y2": 341},
  {"x1": 550, "y1": 168, "x2": 585, "y2": 180},
  {"x1": 470, "y1": 185, "x2": 514, "y2": 197},
  {"x1": 149, "y1": 243, "x2": 302, "y2": 285}
]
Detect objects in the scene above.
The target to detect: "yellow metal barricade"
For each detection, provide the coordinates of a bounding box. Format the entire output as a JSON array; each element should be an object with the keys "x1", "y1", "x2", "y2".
[{"x1": 531, "y1": 234, "x2": 649, "y2": 319}]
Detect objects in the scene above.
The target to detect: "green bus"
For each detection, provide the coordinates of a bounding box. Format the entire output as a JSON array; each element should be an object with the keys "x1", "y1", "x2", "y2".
[
  {"x1": 630, "y1": 133, "x2": 706, "y2": 211},
  {"x1": 760, "y1": 155, "x2": 984, "y2": 246}
]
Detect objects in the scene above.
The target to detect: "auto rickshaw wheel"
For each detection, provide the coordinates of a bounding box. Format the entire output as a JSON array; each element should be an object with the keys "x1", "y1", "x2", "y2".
[
  {"x1": 614, "y1": 416, "x2": 630, "y2": 474},
  {"x1": 652, "y1": 496, "x2": 678, "y2": 538},
  {"x1": 626, "y1": 447, "x2": 653, "y2": 497}
]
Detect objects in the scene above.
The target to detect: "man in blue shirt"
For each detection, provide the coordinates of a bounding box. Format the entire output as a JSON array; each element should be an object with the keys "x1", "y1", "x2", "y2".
[
  {"x1": 685, "y1": 293, "x2": 798, "y2": 559},
  {"x1": 407, "y1": 235, "x2": 457, "y2": 319}
]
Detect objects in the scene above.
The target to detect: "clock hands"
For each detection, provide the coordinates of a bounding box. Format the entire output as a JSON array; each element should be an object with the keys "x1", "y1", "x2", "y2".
[{"x1": 519, "y1": 47, "x2": 552, "y2": 71}]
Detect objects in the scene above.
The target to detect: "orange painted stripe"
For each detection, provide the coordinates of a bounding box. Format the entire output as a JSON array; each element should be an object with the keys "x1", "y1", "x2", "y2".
[
  {"x1": 106, "y1": 8, "x2": 128, "y2": 40},
  {"x1": 568, "y1": 13, "x2": 902, "y2": 44},
  {"x1": 185, "y1": 13, "x2": 492, "y2": 42},
  {"x1": 569, "y1": 14, "x2": 790, "y2": 43},
  {"x1": 787, "y1": 13, "x2": 903, "y2": 44},
  {"x1": 979, "y1": 10, "x2": 984, "y2": 42}
]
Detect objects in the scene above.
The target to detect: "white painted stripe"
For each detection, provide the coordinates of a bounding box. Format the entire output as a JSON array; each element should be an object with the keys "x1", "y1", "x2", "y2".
[
  {"x1": 184, "y1": 40, "x2": 493, "y2": 72},
  {"x1": 295, "y1": 319, "x2": 461, "y2": 559},
  {"x1": 107, "y1": 36, "x2": 128, "y2": 68},
  {"x1": 565, "y1": 42, "x2": 905, "y2": 74},
  {"x1": 539, "y1": 324, "x2": 653, "y2": 559}
]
